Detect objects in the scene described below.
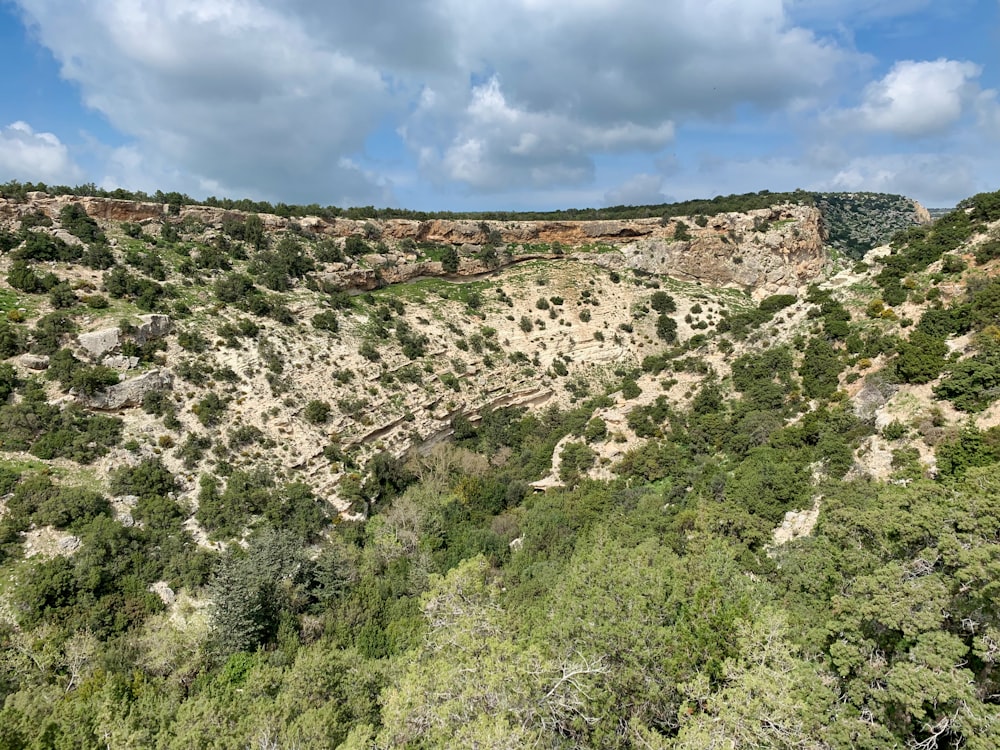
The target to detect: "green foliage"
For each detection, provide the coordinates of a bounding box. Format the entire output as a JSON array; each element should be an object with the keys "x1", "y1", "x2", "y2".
[
  {"x1": 109, "y1": 458, "x2": 177, "y2": 500},
  {"x1": 893, "y1": 329, "x2": 949, "y2": 384},
  {"x1": 440, "y1": 245, "x2": 459, "y2": 272},
  {"x1": 717, "y1": 294, "x2": 794, "y2": 338},
  {"x1": 656, "y1": 313, "x2": 677, "y2": 343},
  {"x1": 559, "y1": 441, "x2": 596, "y2": 482},
  {"x1": 209, "y1": 529, "x2": 312, "y2": 655},
  {"x1": 620, "y1": 378, "x2": 641, "y2": 399},
  {"x1": 193, "y1": 391, "x2": 229, "y2": 427},
  {"x1": 799, "y1": 337, "x2": 842, "y2": 399},
  {"x1": 104, "y1": 266, "x2": 169, "y2": 310},
  {"x1": 726, "y1": 446, "x2": 810, "y2": 524},
  {"x1": 213, "y1": 271, "x2": 256, "y2": 303},
  {"x1": 311, "y1": 310, "x2": 339, "y2": 333},
  {"x1": 14, "y1": 230, "x2": 81, "y2": 262},
  {"x1": 303, "y1": 399, "x2": 331, "y2": 424},
  {"x1": 650, "y1": 291, "x2": 677, "y2": 314},
  {"x1": 934, "y1": 348, "x2": 1000, "y2": 412},
  {"x1": 7, "y1": 259, "x2": 57, "y2": 293},
  {"x1": 0, "y1": 319, "x2": 27, "y2": 358},
  {"x1": 344, "y1": 235, "x2": 369, "y2": 257}
]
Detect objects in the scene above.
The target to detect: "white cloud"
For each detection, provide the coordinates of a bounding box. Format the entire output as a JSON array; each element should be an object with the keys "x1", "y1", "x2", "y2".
[
  {"x1": 15, "y1": 0, "x2": 395, "y2": 204},
  {"x1": 424, "y1": 77, "x2": 674, "y2": 190},
  {"x1": 12, "y1": 0, "x2": 858, "y2": 199},
  {"x1": 0, "y1": 121, "x2": 82, "y2": 184},
  {"x1": 845, "y1": 59, "x2": 983, "y2": 137},
  {"x1": 604, "y1": 174, "x2": 670, "y2": 207},
  {"x1": 828, "y1": 153, "x2": 981, "y2": 205}
]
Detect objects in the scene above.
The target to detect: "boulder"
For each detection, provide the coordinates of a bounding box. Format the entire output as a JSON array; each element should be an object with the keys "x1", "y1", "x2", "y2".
[
  {"x1": 135, "y1": 314, "x2": 172, "y2": 343},
  {"x1": 77, "y1": 327, "x2": 121, "y2": 359},
  {"x1": 19, "y1": 353, "x2": 50, "y2": 370},
  {"x1": 78, "y1": 368, "x2": 173, "y2": 410},
  {"x1": 103, "y1": 355, "x2": 140, "y2": 371}
]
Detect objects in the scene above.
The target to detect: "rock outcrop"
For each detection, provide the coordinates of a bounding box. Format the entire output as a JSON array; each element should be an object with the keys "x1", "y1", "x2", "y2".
[
  {"x1": 77, "y1": 368, "x2": 173, "y2": 410},
  {"x1": 76, "y1": 315, "x2": 172, "y2": 361},
  {"x1": 1, "y1": 194, "x2": 856, "y2": 298}
]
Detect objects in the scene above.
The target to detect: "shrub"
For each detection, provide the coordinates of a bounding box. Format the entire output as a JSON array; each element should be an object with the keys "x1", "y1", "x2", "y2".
[
  {"x1": 312, "y1": 310, "x2": 339, "y2": 333},
  {"x1": 881, "y1": 421, "x2": 908, "y2": 440},
  {"x1": 193, "y1": 391, "x2": 229, "y2": 427},
  {"x1": 656, "y1": 314, "x2": 677, "y2": 343},
  {"x1": 621, "y1": 378, "x2": 641, "y2": 399},
  {"x1": 110, "y1": 457, "x2": 177, "y2": 500},
  {"x1": 559, "y1": 441, "x2": 596, "y2": 482},
  {"x1": 304, "y1": 399, "x2": 331, "y2": 424}
]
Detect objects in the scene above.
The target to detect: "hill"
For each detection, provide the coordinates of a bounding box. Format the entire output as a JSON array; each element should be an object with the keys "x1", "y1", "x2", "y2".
[{"x1": 0, "y1": 186, "x2": 998, "y2": 748}]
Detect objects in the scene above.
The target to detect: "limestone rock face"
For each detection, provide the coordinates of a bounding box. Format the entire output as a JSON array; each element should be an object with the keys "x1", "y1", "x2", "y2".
[
  {"x1": 76, "y1": 315, "x2": 171, "y2": 361},
  {"x1": 78, "y1": 368, "x2": 173, "y2": 410},
  {"x1": 587, "y1": 206, "x2": 828, "y2": 299},
  {"x1": 2, "y1": 195, "x2": 838, "y2": 298},
  {"x1": 135, "y1": 314, "x2": 172, "y2": 343},
  {"x1": 912, "y1": 200, "x2": 932, "y2": 224},
  {"x1": 77, "y1": 327, "x2": 122, "y2": 359}
]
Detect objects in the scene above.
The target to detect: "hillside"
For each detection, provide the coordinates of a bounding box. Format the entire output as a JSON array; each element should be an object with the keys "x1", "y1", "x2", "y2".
[{"x1": 0, "y1": 187, "x2": 999, "y2": 748}]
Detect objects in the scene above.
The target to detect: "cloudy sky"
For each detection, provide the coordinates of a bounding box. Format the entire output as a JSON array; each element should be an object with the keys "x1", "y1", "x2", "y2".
[{"x1": 0, "y1": 1, "x2": 997, "y2": 211}]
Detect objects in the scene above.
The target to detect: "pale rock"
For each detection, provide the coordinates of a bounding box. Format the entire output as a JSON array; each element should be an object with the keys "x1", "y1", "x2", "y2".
[
  {"x1": 103, "y1": 355, "x2": 140, "y2": 371},
  {"x1": 771, "y1": 498, "x2": 822, "y2": 547},
  {"x1": 150, "y1": 581, "x2": 176, "y2": 606},
  {"x1": 58, "y1": 536, "x2": 82, "y2": 553},
  {"x1": 135, "y1": 314, "x2": 172, "y2": 343},
  {"x1": 78, "y1": 368, "x2": 173, "y2": 410},
  {"x1": 51, "y1": 228, "x2": 86, "y2": 247},
  {"x1": 77, "y1": 327, "x2": 121, "y2": 359},
  {"x1": 19, "y1": 353, "x2": 50, "y2": 370}
]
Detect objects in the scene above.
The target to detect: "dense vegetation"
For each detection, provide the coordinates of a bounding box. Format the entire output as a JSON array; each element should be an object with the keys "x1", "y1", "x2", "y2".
[
  {"x1": 0, "y1": 186, "x2": 998, "y2": 747},
  {"x1": 816, "y1": 192, "x2": 927, "y2": 258}
]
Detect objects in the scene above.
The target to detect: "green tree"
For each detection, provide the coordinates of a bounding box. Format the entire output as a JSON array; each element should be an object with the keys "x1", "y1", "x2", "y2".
[{"x1": 209, "y1": 529, "x2": 312, "y2": 655}]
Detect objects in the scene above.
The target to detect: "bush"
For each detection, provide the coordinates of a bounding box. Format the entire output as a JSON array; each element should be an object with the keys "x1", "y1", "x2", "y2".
[
  {"x1": 799, "y1": 337, "x2": 842, "y2": 399},
  {"x1": 193, "y1": 391, "x2": 229, "y2": 427},
  {"x1": 303, "y1": 399, "x2": 331, "y2": 424},
  {"x1": 653, "y1": 314, "x2": 676, "y2": 343},
  {"x1": 881, "y1": 421, "x2": 908, "y2": 440},
  {"x1": 893, "y1": 330, "x2": 948, "y2": 384},
  {"x1": 70, "y1": 365, "x2": 120, "y2": 396},
  {"x1": 559, "y1": 441, "x2": 596, "y2": 482},
  {"x1": 312, "y1": 310, "x2": 339, "y2": 333},
  {"x1": 110, "y1": 458, "x2": 177, "y2": 500},
  {"x1": 59, "y1": 204, "x2": 104, "y2": 244},
  {"x1": 621, "y1": 378, "x2": 641, "y2": 399}
]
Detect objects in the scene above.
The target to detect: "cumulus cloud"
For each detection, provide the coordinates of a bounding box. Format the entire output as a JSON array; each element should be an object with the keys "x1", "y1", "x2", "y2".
[
  {"x1": 604, "y1": 174, "x2": 670, "y2": 207},
  {"x1": 828, "y1": 153, "x2": 981, "y2": 204},
  {"x1": 15, "y1": 0, "x2": 395, "y2": 204},
  {"x1": 842, "y1": 59, "x2": 984, "y2": 137},
  {"x1": 418, "y1": 77, "x2": 675, "y2": 190},
  {"x1": 12, "y1": 0, "x2": 857, "y2": 199},
  {"x1": 0, "y1": 121, "x2": 82, "y2": 183}
]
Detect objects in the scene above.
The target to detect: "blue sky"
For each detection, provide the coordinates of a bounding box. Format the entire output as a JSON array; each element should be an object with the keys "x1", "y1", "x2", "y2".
[{"x1": 0, "y1": 1, "x2": 997, "y2": 211}]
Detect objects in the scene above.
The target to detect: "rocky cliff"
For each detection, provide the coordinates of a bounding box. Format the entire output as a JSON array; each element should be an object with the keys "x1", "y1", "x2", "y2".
[{"x1": 2, "y1": 194, "x2": 829, "y2": 299}]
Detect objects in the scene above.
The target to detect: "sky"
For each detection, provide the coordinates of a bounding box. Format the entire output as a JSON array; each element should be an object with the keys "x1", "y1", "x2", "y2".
[{"x1": 0, "y1": 1, "x2": 998, "y2": 212}]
